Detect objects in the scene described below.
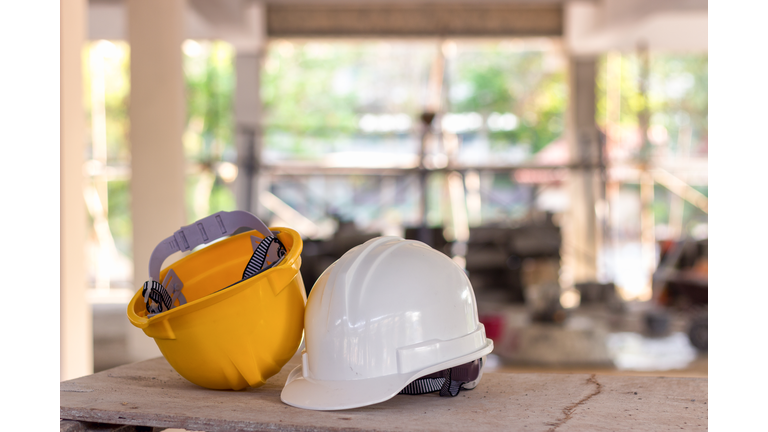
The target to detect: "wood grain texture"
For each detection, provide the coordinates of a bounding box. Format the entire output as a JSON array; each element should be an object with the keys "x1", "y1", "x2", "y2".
[{"x1": 61, "y1": 357, "x2": 707, "y2": 431}]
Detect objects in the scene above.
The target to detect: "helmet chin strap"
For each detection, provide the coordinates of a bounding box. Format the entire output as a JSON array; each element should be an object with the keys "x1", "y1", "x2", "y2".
[
  {"x1": 143, "y1": 268, "x2": 185, "y2": 315},
  {"x1": 243, "y1": 234, "x2": 287, "y2": 280},
  {"x1": 398, "y1": 357, "x2": 484, "y2": 397}
]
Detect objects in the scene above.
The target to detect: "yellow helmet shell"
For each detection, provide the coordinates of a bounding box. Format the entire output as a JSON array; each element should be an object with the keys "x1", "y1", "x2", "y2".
[{"x1": 127, "y1": 227, "x2": 306, "y2": 390}]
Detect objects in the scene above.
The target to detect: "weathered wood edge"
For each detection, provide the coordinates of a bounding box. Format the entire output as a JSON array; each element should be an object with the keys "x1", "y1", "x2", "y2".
[
  {"x1": 60, "y1": 419, "x2": 164, "y2": 432},
  {"x1": 61, "y1": 408, "x2": 388, "y2": 432}
]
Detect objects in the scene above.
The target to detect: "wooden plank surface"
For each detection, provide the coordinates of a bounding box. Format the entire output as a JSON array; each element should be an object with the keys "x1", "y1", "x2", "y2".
[{"x1": 61, "y1": 357, "x2": 707, "y2": 432}]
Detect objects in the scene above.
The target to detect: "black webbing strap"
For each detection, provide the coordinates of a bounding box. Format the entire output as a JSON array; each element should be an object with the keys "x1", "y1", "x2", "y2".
[
  {"x1": 399, "y1": 358, "x2": 482, "y2": 398},
  {"x1": 142, "y1": 280, "x2": 172, "y2": 315},
  {"x1": 440, "y1": 368, "x2": 464, "y2": 397},
  {"x1": 399, "y1": 376, "x2": 445, "y2": 395},
  {"x1": 242, "y1": 235, "x2": 286, "y2": 280}
]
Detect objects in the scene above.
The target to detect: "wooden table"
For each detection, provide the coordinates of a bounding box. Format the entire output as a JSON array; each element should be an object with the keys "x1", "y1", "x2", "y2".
[{"x1": 61, "y1": 357, "x2": 707, "y2": 431}]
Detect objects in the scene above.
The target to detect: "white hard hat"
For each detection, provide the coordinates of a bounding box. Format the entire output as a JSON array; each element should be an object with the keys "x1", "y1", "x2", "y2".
[{"x1": 281, "y1": 236, "x2": 494, "y2": 410}]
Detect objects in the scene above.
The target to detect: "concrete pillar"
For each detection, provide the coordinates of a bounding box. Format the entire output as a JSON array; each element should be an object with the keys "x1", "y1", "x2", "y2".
[
  {"x1": 127, "y1": 0, "x2": 187, "y2": 361},
  {"x1": 234, "y1": 52, "x2": 264, "y2": 213},
  {"x1": 61, "y1": 0, "x2": 93, "y2": 380},
  {"x1": 562, "y1": 56, "x2": 602, "y2": 286},
  {"x1": 232, "y1": 2, "x2": 267, "y2": 213}
]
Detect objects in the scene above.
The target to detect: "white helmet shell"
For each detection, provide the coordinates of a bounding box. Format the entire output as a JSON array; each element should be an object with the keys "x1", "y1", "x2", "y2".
[{"x1": 281, "y1": 236, "x2": 493, "y2": 410}]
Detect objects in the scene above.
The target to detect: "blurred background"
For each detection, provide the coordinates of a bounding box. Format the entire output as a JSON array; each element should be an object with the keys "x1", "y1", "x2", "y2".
[{"x1": 61, "y1": 0, "x2": 707, "y2": 380}]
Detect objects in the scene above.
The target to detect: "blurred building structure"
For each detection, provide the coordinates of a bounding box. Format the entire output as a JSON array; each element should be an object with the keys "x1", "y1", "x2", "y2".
[
  {"x1": 62, "y1": 0, "x2": 91, "y2": 381},
  {"x1": 62, "y1": 0, "x2": 707, "y2": 376}
]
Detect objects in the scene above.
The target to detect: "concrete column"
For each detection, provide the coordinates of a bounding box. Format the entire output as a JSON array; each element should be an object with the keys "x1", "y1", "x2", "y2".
[
  {"x1": 232, "y1": 2, "x2": 267, "y2": 213},
  {"x1": 562, "y1": 56, "x2": 602, "y2": 286},
  {"x1": 127, "y1": 0, "x2": 187, "y2": 361},
  {"x1": 234, "y1": 52, "x2": 264, "y2": 213},
  {"x1": 61, "y1": 0, "x2": 93, "y2": 380}
]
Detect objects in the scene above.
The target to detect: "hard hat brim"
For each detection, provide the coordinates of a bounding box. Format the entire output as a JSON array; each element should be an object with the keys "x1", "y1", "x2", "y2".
[{"x1": 280, "y1": 339, "x2": 493, "y2": 411}]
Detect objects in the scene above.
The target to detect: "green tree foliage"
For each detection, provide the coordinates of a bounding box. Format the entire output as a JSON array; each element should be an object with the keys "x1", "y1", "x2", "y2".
[
  {"x1": 448, "y1": 43, "x2": 567, "y2": 153},
  {"x1": 596, "y1": 53, "x2": 708, "y2": 155},
  {"x1": 185, "y1": 41, "x2": 234, "y2": 155},
  {"x1": 183, "y1": 41, "x2": 237, "y2": 221},
  {"x1": 261, "y1": 43, "x2": 360, "y2": 140},
  {"x1": 261, "y1": 42, "x2": 435, "y2": 159},
  {"x1": 261, "y1": 47, "x2": 356, "y2": 159},
  {"x1": 648, "y1": 54, "x2": 708, "y2": 153},
  {"x1": 261, "y1": 41, "x2": 568, "y2": 158}
]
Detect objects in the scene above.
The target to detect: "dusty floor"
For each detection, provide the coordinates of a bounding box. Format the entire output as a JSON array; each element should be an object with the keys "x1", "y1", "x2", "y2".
[{"x1": 94, "y1": 302, "x2": 707, "y2": 377}]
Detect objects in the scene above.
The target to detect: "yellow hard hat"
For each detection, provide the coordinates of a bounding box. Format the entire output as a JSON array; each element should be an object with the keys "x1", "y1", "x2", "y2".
[{"x1": 127, "y1": 210, "x2": 306, "y2": 390}]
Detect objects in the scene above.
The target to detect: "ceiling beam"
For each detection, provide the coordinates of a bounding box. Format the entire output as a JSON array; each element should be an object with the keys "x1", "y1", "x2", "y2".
[{"x1": 266, "y1": 3, "x2": 563, "y2": 38}]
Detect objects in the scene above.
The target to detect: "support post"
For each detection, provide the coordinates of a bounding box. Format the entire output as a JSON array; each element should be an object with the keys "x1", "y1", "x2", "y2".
[
  {"x1": 61, "y1": 0, "x2": 93, "y2": 380},
  {"x1": 637, "y1": 43, "x2": 655, "y2": 300},
  {"x1": 563, "y1": 56, "x2": 602, "y2": 287},
  {"x1": 127, "y1": 0, "x2": 187, "y2": 361},
  {"x1": 232, "y1": 2, "x2": 267, "y2": 214},
  {"x1": 234, "y1": 52, "x2": 264, "y2": 213}
]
